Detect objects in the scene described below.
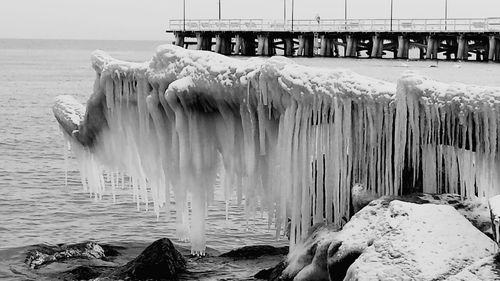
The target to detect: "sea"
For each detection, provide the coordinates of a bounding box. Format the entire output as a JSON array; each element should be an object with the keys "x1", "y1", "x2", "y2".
[{"x1": 1, "y1": 38, "x2": 500, "y2": 280}]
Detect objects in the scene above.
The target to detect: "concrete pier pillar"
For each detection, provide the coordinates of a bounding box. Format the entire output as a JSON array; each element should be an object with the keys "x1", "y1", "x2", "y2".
[
  {"x1": 234, "y1": 34, "x2": 242, "y2": 55},
  {"x1": 284, "y1": 37, "x2": 294, "y2": 56},
  {"x1": 346, "y1": 35, "x2": 357, "y2": 57},
  {"x1": 496, "y1": 39, "x2": 500, "y2": 62},
  {"x1": 457, "y1": 35, "x2": 468, "y2": 60},
  {"x1": 174, "y1": 33, "x2": 185, "y2": 47},
  {"x1": 298, "y1": 34, "x2": 314, "y2": 57},
  {"x1": 196, "y1": 32, "x2": 212, "y2": 51},
  {"x1": 298, "y1": 35, "x2": 305, "y2": 56},
  {"x1": 215, "y1": 33, "x2": 232, "y2": 55},
  {"x1": 327, "y1": 38, "x2": 335, "y2": 57},
  {"x1": 257, "y1": 34, "x2": 274, "y2": 56},
  {"x1": 371, "y1": 35, "x2": 381, "y2": 58},
  {"x1": 303, "y1": 35, "x2": 314, "y2": 57},
  {"x1": 397, "y1": 36, "x2": 409, "y2": 59},
  {"x1": 425, "y1": 36, "x2": 438, "y2": 59},
  {"x1": 489, "y1": 36, "x2": 497, "y2": 61},
  {"x1": 240, "y1": 34, "x2": 256, "y2": 56},
  {"x1": 320, "y1": 35, "x2": 328, "y2": 56}
]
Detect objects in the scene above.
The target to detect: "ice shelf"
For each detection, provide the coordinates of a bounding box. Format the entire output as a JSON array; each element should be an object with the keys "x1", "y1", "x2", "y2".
[{"x1": 53, "y1": 45, "x2": 500, "y2": 255}]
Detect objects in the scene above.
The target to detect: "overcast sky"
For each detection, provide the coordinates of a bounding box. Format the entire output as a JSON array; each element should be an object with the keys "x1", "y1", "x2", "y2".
[{"x1": 1, "y1": 0, "x2": 499, "y2": 40}]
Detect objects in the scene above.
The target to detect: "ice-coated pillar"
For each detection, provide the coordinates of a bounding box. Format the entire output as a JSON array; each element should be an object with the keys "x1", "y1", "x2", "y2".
[
  {"x1": 303, "y1": 34, "x2": 314, "y2": 57},
  {"x1": 320, "y1": 35, "x2": 328, "y2": 57},
  {"x1": 257, "y1": 34, "x2": 273, "y2": 56},
  {"x1": 241, "y1": 34, "x2": 256, "y2": 56},
  {"x1": 371, "y1": 35, "x2": 380, "y2": 58},
  {"x1": 284, "y1": 37, "x2": 294, "y2": 56},
  {"x1": 345, "y1": 35, "x2": 357, "y2": 57},
  {"x1": 196, "y1": 32, "x2": 212, "y2": 51},
  {"x1": 234, "y1": 34, "x2": 242, "y2": 55},
  {"x1": 397, "y1": 35, "x2": 409, "y2": 59},
  {"x1": 489, "y1": 35, "x2": 497, "y2": 61},
  {"x1": 174, "y1": 33, "x2": 185, "y2": 48},
  {"x1": 425, "y1": 36, "x2": 438, "y2": 59},
  {"x1": 457, "y1": 35, "x2": 468, "y2": 60}
]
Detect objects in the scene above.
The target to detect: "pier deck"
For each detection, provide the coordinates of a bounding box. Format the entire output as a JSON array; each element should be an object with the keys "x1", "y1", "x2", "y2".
[{"x1": 167, "y1": 18, "x2": 500, "y2": 61}]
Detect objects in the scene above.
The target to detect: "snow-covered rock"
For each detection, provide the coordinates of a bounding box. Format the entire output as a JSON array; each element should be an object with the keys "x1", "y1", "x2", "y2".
[
  {"x1": 284, "y1": 197, "x2": 496, "y2": 281},
  {"x1": 490, "y1": 195, "x2": 500, "y2": 245}
]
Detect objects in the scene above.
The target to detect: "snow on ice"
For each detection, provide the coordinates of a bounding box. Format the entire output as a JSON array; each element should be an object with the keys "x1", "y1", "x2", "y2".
[{"x1": 53, "y1": 45, "x2": 500, "y2": 255}]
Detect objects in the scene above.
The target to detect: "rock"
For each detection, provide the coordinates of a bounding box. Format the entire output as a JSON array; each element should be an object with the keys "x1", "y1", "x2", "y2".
[
  {"x1": 254, "y1": 260, "x2": 288, "y2": 281},
  {"x1": 25, "y1": 242, "x2": 117, "y2": 269},
  {"x1": 59, "y1": 265, "x2": 106, "y2": 280},
  {"x1": 107, "y1": 238, "x2": 186, "y2": 280},
  {"x1": 489, "y1": 195, "x2": 500, "y2": 244},
  {"x1": 283, "y1": 197, "x2": 496, "y2": 281},
  {"x1": 447, "y1": 252, "x2": 500, "y2": 281},
  {"x1": 220, "y1": 245, "x2": 288, "y2": 259},
  {"x1": 351, "y1": 184, "x2": 379, "y2": 214}
]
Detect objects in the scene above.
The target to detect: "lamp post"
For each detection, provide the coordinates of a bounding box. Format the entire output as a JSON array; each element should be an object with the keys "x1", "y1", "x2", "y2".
[
  {"x1": 291, "y1": 0, "x2": 295, "y2": 32},
  {"x1": 284, "y1": 0, "x2": 286, "y2": 25},
  {"x1": 390, "y1": 0, "x2": 393, "y2": 31},
  {"x1": 444, "y1": 0, "x2": 448, "y2": 30},
  {"x1": 218, "y1": 0, "x2": 221, "y2": 20},
  {"x1": 183, "y1": 0, "x2": 186, "y2": 31},
  {"x1": 344, "y1": 0, "x2": 347, "y2": 21},
  {"x1": 344, "y1": 0, "x2": 347, "y2": 30}
]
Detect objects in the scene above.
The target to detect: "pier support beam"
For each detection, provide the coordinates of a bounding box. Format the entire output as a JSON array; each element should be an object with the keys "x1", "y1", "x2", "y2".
[
  {"x1": 425, "y1": 36, "x2": 438, "y2": 59},
  {"x1": 174, "y1": 33, "x2": 185, "y2": 47},
  {"x1": 257, "y1": 34, "x2": 274, "y2": 56},
  {"x1": 196, "y1": 32, "x2": 212, "y2": 51},
  {"x1": 371, "y1": 35, "x2": 383, "y2": 58},
  {"x1": 298, "y1": 34, "x2": 314, "y2": 57},
  {"x1": 457, "y1": 35, "x2": 468, "y2": 60},
  {"x1": 234, "y1": 34, "x2": 242, "y2": 55},
  {"x1": 215, "y1": 33, "x2": 232, "y2": 55},
  {"x1": 320, "y1": 35, "x2": 327, "y2": 56},
  {"x1": 284, "y1": 37, "x2": 294, "y2": 57},
  {"x1": 489, "y1": 35, "x2": 498, "y2": 61},
  {"x1": 240, "y1": 34, "x2": 256, "y2": 56},
  {"x1": 397, "y1": 36, "x2": 409, "y2": 59},
  {"x1": 345, "y1": 35, "x2": 357, "y2": 57}
]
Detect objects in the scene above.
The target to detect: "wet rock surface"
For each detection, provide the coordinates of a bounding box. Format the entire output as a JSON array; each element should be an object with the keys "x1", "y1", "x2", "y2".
[
  {"x1": 106, "y1": 238, "x2": 186, "y2": 280},
  {"x1": 220, "y1": 245, "x2": 288, "y2": 259},
  {"x1": 25, "y1": 241, "x2": 120, "y2": 269},
  {"x1": 18, "y1": 238, "x2": 287, "y2": 280}
]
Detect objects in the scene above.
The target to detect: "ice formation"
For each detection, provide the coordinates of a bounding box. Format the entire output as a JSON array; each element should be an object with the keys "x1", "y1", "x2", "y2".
[{"x1": 53, "y1": 45, "x2": 500, "y2": 255}]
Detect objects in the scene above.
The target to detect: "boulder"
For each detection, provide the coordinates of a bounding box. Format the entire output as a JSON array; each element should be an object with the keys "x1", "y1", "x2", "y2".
[
  {"x1": 107, "y1": 238, "x2": 186, "y2": 280},
  {"x1": 254, "y1": 260, "x2": 288, "y2": 281},
  {"x1": 25, "y1": 242, "x2": 117, "y2": 269},
  {"x1": 283, "y1": 197, "x2": 496, "y2": 281},
  {"x1": 220, "y1": 245, "x2": 288, "y2": 259}
]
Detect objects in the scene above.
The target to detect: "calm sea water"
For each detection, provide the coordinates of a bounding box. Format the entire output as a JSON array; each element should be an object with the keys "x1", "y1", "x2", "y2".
[{"x1": 1, "y1": 38, "x2": 500, "y2": 279}]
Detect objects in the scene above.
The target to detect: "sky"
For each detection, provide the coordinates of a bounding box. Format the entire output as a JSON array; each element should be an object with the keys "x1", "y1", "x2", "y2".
[{"x1": 1, "y1": 0, "x2": 499, "y2": 40}]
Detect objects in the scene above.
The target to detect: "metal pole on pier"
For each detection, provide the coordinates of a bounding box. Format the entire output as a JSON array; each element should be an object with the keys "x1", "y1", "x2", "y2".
[
  {"x1": 390, "y1": 0, "x2": 393, "y2": 31},
  {"x1": 444, "y1": 0, "x2": 448, "y2": 30},
  {"x1": 344, "y1": 0, "x2": 347, "y2": 30},
  {"x1": 218, "y1": 0, "x2": 221, "y2": 20},
  {"x1": 291, "y1": 0, "x2": 294, "y2": 32},
  {"x1": 284, "y1": 0, "x2": 286, "y2": 24},
  {"x1": 183, "y1": 0, "x2": 186, "y2": 31}
]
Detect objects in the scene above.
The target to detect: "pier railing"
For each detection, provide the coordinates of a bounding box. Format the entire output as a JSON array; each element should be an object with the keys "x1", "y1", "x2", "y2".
[{"x1": 169, "y1": 18, "x2": 500, "y2": 33}]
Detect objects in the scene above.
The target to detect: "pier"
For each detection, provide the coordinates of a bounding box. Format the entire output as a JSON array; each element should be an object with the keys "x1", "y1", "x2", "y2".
[{"x1": 167, "y1": 18, "x2": 500, "y2": 61}]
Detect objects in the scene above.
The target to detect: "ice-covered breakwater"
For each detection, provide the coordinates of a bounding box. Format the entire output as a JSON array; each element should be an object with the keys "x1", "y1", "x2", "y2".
[{"x1": 53, "y1": 45, "x2": 500, "y2": 255}]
